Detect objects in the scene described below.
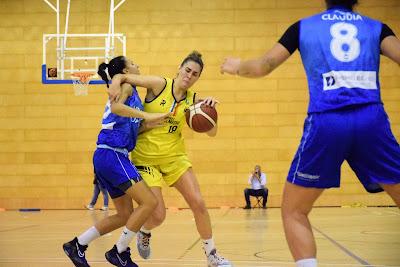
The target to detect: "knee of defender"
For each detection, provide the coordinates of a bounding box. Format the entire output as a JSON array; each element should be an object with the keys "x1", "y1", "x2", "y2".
[
  {"x1": 281, "y1": 205, "x2": 308, "y2": 221},
  {"x1": 116, "y1": 212, "x2": 131, "y2": 225},
  {"x1": 151, "y1": 209, "x2": 166, "y2": 226}
]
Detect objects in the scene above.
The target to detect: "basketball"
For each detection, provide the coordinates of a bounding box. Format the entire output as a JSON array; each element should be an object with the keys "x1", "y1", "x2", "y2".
[{"x1": 185, "y1": 102, "x2": 218, "y2": 133}]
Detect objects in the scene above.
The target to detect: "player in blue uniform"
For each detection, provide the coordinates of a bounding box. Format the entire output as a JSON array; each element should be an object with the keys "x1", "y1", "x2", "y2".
[
  {"x1": 63, "y1": 56, "x2": 170, "y2": 267},
  {"x1": 221, "y1": 0, "x2": 400, "y2": 266}
]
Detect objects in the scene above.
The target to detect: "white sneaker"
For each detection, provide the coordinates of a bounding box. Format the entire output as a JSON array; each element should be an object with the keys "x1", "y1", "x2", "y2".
[
  {"x1": 136, "y1": 231, "x2": 151, "y2": 259},
  {"x1": 207, "y1": 249, "x2": 232, "y2": 267},
  {"x1": 100, "y1": 206, "x2": 108, "y2": 211},
  {"x1": 85, "y1": 204, "x2": 94, "y2": 210}
]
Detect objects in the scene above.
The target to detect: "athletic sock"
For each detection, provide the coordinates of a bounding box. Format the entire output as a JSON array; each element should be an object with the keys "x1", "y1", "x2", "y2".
[
  {"x1": 116, "y1": 226, "x2": 136, "y2": 253},
  {"x1": 296, "y1": 258, "x2": 317, "y2": 267},
  {"x1": 202, "y1": 238, "x2": 215, "y2": 256},
  {"x1": 77, "y1": 226, "x2": 101, "y2": 245},
  {"x1": 140, "y1": 226, "x2": 151, "y2": 234}
]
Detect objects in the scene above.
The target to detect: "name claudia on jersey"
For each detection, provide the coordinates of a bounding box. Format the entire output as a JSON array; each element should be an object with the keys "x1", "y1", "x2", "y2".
[{"x1": 322, "y1": 11, "x2": 362, "y2": 21}]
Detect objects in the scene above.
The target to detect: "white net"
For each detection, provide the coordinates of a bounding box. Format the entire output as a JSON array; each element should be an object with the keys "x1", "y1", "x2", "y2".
[{"x1": 71, "y1": 72, "x2": 95, "y2": 96}]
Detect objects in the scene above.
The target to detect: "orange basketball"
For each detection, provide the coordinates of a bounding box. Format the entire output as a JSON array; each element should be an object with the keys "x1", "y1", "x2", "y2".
[{"x1": 185, "y1": 102, "x2": 218, "y2": 133}]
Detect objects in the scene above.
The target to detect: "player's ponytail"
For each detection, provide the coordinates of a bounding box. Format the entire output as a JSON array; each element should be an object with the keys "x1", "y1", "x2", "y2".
[
  {"x1": 180, "y1": 50, "x2": 204, "y2": 74},
  {"x1": 97, "y1": 56, "x2": 126, "y2": 88},
  {"x1": 97, "y1": 62, "x2": 110, "y2": 88}
]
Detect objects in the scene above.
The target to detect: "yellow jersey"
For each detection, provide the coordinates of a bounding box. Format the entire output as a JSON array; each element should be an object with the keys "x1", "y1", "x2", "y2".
[{"x1": 131, "y1": 77, "x2": 196, "y2": 165}]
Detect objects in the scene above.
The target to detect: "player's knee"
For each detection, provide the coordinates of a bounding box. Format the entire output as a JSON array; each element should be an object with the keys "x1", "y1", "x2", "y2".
[
  {"x1": 136, "y1": 195, "x2": 158, "y2": 218},
  {"x1": 146, "y1": 196, "x2": 158, "y2": 210},
  {"x1": 116, "y1": 210, "x2": 131, "y2": 224},
  {"x1": 281, "y1": 203, "x2": 308, "y2": 222},
  {"x1": 151, "y1": 207, "x2": 166, "y2": 226},
  {"x1": 151, "y1": 214, "x2": 165, "y2": 226}
]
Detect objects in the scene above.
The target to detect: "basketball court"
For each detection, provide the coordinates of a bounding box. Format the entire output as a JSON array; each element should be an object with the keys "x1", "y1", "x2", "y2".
[
  {"x1": 0, "y1": 207, "x2": 399, "y2": 266},
  {"x1": 0, "y1": 0, "x2": 399, "y2": 266}
]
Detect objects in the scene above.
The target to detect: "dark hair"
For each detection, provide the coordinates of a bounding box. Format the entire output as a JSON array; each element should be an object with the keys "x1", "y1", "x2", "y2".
[
  {"x1": 97, "y1": 56, "x2": 126, "y2": 88},
  {"x1": 180, "y1": 50, "x2": 204, "y2": 74},
  {"x1": 325, "y1": 0, "x2": 358, "y2": 10}
]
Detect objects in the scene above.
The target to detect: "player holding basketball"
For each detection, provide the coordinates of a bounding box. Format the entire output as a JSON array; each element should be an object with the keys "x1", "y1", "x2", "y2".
[
  {"x1": 63, "y1": 56, "x2": 170, "y2": 267},
  {"x1": 221, "y1": 0, "x2": 400, "y2": 266},
  {"x1": 108, "y1": 51, "x2": 232, "y2": 267}
]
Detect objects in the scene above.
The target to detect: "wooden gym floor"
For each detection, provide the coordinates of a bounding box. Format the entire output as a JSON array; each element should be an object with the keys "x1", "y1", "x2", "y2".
[{"x1": 0, "y1": 207, "x2": 399, "y2": 267}]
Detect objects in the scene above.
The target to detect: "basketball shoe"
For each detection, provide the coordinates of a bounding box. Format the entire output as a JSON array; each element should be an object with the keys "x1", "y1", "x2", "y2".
[
  {"x1": 63, "y1": 237, "x2": 90, "y2": 267},
  {"x1": 105, "y1": 245, "x2": 138, "y2": 267},
  {"x1": 207, "y1": 249, "x2": 232, "y2": 267},
  {"x1": 85, "y1": 204, "x2": 94, "y2": 210},
  {"x1": 136, "y1": 230, "x2": 151, "y2": 259}
]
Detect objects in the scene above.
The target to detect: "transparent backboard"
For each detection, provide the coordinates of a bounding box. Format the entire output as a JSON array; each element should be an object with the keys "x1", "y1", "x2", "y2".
[
  {"x1": 42, "y1": 0, "x2": 127, "y2": 85},
  {"x1": 42, "y1": 33, "x2": 126, "y2": 84}
]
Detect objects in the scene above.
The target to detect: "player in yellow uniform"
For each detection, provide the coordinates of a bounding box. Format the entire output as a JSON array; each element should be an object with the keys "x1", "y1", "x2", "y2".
[
  {"x1": 133, "y1": 76, "x2": 195, "y2": 170},
  {"x1": 109, "y1": 51, "x2": 232, "y2": 267}
]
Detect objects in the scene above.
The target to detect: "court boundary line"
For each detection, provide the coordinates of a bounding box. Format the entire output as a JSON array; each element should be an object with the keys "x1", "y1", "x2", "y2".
[{"x1": 312, "y1": 226, "x2": 373, "y2": 266}]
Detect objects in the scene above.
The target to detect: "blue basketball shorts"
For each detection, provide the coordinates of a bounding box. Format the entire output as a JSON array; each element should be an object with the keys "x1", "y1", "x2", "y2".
[
  {"x1": 93, "y1": 148, "x2": 142, "y2": 198},
  {"x1": 287, "y1": 103, "x2": 400, "y2": 193}
]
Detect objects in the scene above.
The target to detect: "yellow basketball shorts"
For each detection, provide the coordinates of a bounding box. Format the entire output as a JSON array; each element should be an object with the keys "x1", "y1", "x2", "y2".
[{"x1": 135, "y1": 155, "x2": 192, "y2": 187}]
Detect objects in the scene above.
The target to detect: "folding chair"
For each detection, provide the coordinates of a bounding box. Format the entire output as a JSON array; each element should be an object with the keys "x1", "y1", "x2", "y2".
[{"x1": 253, "y1": 196, "x2": 263, "y2": 208}]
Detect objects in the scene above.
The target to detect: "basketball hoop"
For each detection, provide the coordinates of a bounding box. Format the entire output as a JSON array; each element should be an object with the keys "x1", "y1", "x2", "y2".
[{"x1": 71, "y1": 72, "x2": 95, "y2": 96}]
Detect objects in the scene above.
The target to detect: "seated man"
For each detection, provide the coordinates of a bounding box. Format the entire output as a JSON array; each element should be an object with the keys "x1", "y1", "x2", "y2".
[{"x1": 244, "y1": 165, "x2": 268, "y2": 209}]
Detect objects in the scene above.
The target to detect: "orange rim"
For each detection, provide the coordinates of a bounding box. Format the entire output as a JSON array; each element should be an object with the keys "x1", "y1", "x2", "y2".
[{"x1": 71, "y1": 72, "x2": 95, "y2": 83}]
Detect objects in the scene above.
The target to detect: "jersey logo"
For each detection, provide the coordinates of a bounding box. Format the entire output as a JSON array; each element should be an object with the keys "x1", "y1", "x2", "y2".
[
  {"x1": 76, "y1": 243, "x2": 85, "y2": 258},
  {"x1": 322, "y1": 71, "x2": 377, "y2": 91},
  {"x1": 116, "y1": 254, "x2": 127, "y2": 266},
  {"x1": 160, "y1": 99, "x2": 166, "y2": 106},
  {"x1": 296, "y1": 171, "x2": 320, "y2": 181},
  {"x1": 325, "y1": 76, "x2": 336, "y2": 87}
]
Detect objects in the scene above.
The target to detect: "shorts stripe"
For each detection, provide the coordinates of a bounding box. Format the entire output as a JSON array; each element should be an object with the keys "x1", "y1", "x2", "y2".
[
  {"x1": 292, "y1": 115, "x2": 313, "y2": 184},
  {"x1": 114, "y1": 151, "x2": 130, "y2": 179}
]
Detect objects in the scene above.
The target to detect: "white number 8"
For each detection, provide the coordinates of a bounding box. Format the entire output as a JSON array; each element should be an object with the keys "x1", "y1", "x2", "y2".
[{"x1": 330, "y1": 22, "x2": 360, "y2": 62}]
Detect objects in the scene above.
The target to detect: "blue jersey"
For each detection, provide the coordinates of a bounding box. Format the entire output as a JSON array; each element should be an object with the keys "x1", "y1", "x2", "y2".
[
  {"x1": 299, "y1": 8, "x2": 383, "y2": 113},
  {"x1": 96, "y1": 86, "x2": 143, "y2": 151}
]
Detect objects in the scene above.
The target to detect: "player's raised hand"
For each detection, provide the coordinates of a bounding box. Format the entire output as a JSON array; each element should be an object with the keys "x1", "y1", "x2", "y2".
[
  {"x1": 202, "y1": 97, "x2": 219, "y2": 107},
  {"x1": 220, "y1": 57, "x2": 241, "y2": 75},
  {"x1": 108, "y1": 74, "x2": 123, "y2": 102},
  {"x1": 139, "y1": 112, "x2": 171, "y2": 133}
]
